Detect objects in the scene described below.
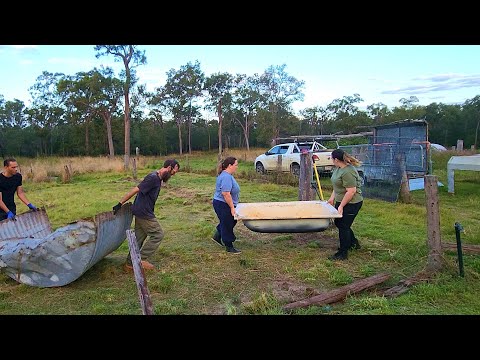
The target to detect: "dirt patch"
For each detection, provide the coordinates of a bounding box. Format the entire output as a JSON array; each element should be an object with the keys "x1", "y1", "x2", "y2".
[
  {"x1": 290, "y1": 232, "x2": 338, "y2": 249},
  {"x1": 271, "y1": 278, "x2": 322, "y2": 303}
]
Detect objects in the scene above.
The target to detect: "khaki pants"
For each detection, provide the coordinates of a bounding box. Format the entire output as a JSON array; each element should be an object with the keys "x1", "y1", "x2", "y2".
[{"x1": 126, "y1": 216, "x2": 164, "y2": 263}]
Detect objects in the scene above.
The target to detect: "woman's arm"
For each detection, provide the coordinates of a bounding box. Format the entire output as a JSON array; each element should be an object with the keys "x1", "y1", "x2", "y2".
[
  {"x1": 337, "y1": 187, "x2": 356, "y2": 215},
  {"x1": 222, "y1": 191, "x2": 236, "y2": 217},
  {"x1": 327, "y1": 190, "x2": 335, "y2": 206}
]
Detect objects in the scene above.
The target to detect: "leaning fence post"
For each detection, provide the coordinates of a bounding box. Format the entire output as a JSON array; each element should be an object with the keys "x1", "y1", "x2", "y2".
[
  {"x1": 298, "y1": 152, "x2": 314, "y2": 201},
  {"x1": 126, "y1": 229, "x2": 154, "y2": 315},
  {"x1": 424, "y1": 175, "x2": 443, "y2": 272}
]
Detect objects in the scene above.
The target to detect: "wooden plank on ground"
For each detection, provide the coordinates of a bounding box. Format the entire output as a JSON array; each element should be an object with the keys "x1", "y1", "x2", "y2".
[
  {"x1": 283, "y1": 273, "x2": 390, "y2": 311},
  {"x1": 442, "y1": 242, "x2": 480, "y2": 254}
]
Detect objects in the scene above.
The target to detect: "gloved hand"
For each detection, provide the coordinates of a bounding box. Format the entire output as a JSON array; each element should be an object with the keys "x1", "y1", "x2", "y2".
[
  {"x1": 7, "y1": 211, "x2": 15, "y2": 220},
  {"x1": 113, "y1": 202, "x2": 122, "y2": 215},
  {"x1": 27, "y1": 203, "x2": 38, "y2": 211}
]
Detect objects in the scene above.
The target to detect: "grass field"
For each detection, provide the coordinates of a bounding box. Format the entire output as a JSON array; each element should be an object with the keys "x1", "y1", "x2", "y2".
[{"x1": 1, "y1": 149, "x2": 479, "y2": 315}]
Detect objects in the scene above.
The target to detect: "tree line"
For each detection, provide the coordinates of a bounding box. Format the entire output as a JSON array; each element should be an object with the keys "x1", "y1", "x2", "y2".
[{"x1": 1, "y1": 45, "x2": 479, "y2": 163}]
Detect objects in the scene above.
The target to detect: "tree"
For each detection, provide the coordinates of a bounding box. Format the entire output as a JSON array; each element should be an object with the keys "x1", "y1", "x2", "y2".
[
  {"x1": 94, "y1": 45, "x2": 147, "y2": 169},
  {"x1": 326, "y1": 94, "x2": 364, "y2": 134},
  {"x1": 204, "y1": 72, "x2": 235, "y2": 161},
  {"x1": 463, "y1": 95, "x2": 480, "y2": 149},
  {"x1": 257, "y1": 64, "x2": 305, "y2": 141},
  {"x1": 230, "y1": 74, "x2": 261, "y2": 151},
  {"x1": 28, "y1": 71, "x2": 67, "y2": 155},
  {"x1": 171, "y1": 61, "x2": 204, "y2": 154}
]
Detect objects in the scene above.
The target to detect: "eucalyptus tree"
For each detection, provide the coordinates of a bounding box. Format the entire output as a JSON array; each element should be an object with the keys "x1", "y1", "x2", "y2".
[
  {"x1": 94, "y1": 69, "x2": 124, "y2": 158},
  {"x1": 149, "y1": 82, "x2": 186, "y2": 155},
  {"x1": 325, "y1": 93, "x2": 364, "y2": 134},
  {"x1": 230, "y1": 74, "x2": 262, "y2": 151},
  {"x1": 58, "y1": 67, "x2": 124, "y2": 157},
  {"x1": 204, "y1": 72, "x2": 235, "y2": 161},
  {"x1": 366, "y1": 102, "x2": 392, "y2": 125},
  {"x1": 172, "y1": 61, "x2": 204, "y2": 154},
  {"x1": 256, "y1": 64, "x2": 305, "y2": 142},
  {"x1": 1, "y1": 99, "x2": 27, "y2": 128},
  {"x1": 463, "y1": 95, "x2": 480, "y2": 149},
  {"x1": 424, "y1": 102, "x2": 463, "y2": 147},
  {"x1": 390, "y1": 96, "x2": 426, "y2": 122},
  {"x1": 94, "y1": 45, "x2": 147, "y2": 169},
  {"x1": 27, "y1": 71, "x2": 67, "y2": 155},
  {"x1": 299, "y1": 105, "x2": 332, "y2": 135},
  {"x1": 57, "y1": 70, "x2": 99, "y2": 155}
]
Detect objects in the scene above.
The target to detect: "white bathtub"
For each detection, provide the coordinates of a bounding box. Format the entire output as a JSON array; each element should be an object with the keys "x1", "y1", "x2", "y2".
[{"x1": 235, "y1": 200, "x2": 342, "y2": 233}]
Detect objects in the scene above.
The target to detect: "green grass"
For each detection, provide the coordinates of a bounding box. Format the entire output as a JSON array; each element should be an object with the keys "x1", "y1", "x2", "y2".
[{"x1": 1, "y1": 151, "x2": 479, "y2": 315}]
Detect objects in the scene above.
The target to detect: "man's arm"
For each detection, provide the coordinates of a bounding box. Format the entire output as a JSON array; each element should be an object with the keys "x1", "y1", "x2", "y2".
[
  {"x1": 113, "y1": 186, "x2": 140, "y2": 214},
  {"x1": 17, "y1": 186, "x2": 38, "y2": 211},
  {"x1": 16, "y1": 186, "x2": 31, "y2": 206},
  {"x1": 119, "y1": 186, "x2": 140, "y2": 205}
]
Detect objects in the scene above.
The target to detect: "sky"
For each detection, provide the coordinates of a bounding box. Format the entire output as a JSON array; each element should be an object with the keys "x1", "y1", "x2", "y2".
[{"x1": 1, "y1": 45, "x2": 480, "y2": 115}]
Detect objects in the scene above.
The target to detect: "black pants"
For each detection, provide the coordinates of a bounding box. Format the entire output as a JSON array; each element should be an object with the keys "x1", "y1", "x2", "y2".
[
  {"x1": 334, "y1": 201, "x2": 363, "y2": 253},
  {"x1": 213, "y1": 199, "x2": 237, "y2": 247}
]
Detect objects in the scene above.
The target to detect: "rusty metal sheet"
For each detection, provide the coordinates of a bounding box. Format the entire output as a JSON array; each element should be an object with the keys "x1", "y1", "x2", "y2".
[
  {"x1": 235, "y1": 200, "x2": 341, "y2": 233},
  {"x1": 0, "y1": 204, "x2": 133, "y2": 287}
]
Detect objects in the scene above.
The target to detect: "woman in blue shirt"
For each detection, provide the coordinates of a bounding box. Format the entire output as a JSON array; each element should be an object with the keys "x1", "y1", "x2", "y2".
[{"x1": 212, "y1": 157, "x2": 241, "y2": 254}]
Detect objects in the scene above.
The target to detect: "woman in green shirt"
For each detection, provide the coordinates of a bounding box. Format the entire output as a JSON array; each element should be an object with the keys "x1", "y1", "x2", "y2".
[{"x1": 327, "y1": 149, "x2": 363, "y2": 260}]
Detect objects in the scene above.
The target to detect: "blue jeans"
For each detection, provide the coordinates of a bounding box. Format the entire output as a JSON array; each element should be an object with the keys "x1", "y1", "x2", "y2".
[{"x1": 213, "y1": 199, "x2": 237, "y2": 247}]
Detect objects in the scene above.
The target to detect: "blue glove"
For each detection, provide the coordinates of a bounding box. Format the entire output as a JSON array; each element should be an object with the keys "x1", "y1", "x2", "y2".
[
  {"x1": 7, "y1": 211, "x2": 15, "y2": 220},
  {"x1": 27, "y1": 203, "x2": 38, "y2": 211}
]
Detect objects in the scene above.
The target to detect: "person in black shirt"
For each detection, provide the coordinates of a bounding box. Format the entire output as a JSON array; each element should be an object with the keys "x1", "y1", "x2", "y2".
[
  {"x1": 0, "y1": 158, "x2": 38, "y2": 221},
  {"x1": 112, "y1": 159, "x2": 180, "y2": 271}
]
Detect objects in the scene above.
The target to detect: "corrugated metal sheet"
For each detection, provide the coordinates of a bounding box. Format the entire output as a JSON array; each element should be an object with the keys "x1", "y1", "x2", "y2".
[
  {"x1": 0, "y1": 209, "x2": 52, "y2": 240},
  {"x1": 0, "y1": 204, "x2": 133, "y2": 287}
]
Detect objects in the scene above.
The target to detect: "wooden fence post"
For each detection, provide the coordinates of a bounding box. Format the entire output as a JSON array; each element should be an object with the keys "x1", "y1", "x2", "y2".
[
  {"x1": 397, "y1": 153, "x2": 411, "y2": 203},
  {"x1": 276, "y1": 154, "x2": 282, "y2": 172},
  {"x1": 424, "y1": 175, "x2": 443, "y2": 272},
  {"x1": 126, "y1": 229, "x2": 154, "y2": 315},
  {"x1": 132, "y1": 158, "x2": 137, "y2": 180},
  {"x1": 456, "y1": 140, "x2": 463, "y2": 151},
  {"x1": 298, "y1": 152, "x2": 313, "y2": 201}
]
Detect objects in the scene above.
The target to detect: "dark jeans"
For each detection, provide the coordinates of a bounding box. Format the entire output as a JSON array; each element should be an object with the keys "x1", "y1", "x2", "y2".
[
  {"x1": 334, "y1": 201, "x2": 363, "y2": 253},
  {"x1": 213, "y1": 199, "x2": 237, "y2": 247}
]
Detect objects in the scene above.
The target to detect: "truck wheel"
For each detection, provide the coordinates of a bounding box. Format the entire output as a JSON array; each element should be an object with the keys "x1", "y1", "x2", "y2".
[
  {"x1": 291, "y1": 163, "x2": 300, "y2": 176},
  {"x1": 256, "y1": 162, "x2": 265, "y2": 174}
]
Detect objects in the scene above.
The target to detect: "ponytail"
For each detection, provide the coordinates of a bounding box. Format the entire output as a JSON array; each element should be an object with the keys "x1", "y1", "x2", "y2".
[
  {"x1": 217, "y1": 156, "x2": 237, "y2": 175},
  {"x1": 331, "y1": 149, "x2": 361, "y2": 167}
]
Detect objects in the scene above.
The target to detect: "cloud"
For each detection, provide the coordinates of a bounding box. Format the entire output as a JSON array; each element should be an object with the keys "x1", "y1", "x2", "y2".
[
  {"x1": 381, "y1": 73, "x2": 480, "y2": 95},
  {"x1": 0, "y1": 45, "x2": 38, "y2": 54},
  {"x1": 136, "y1": 68, "x2": 167, "y2": 91},
  {"x1": 11, "y1": 45, "x2": 38, "y2": 50}
]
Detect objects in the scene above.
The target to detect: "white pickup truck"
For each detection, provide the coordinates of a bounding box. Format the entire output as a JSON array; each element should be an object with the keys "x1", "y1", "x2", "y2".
[{"x1": 254, "y1": 141, "x2": 334, "y2": 176}]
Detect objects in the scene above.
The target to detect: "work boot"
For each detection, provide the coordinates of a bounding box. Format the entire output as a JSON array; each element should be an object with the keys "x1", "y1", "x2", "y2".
[
  {"x1": 211, "y1": 230, "x2": 224, "y2": 246},
  {"x1": 123, "y1": 260, "x2": 156, "y2": 272},
  {"x1": 328, "y1": 251, "x2": 348, "y2": 261},
  {"x1": 226, "y1": 246, "x2": 242, "y2": 254}
]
